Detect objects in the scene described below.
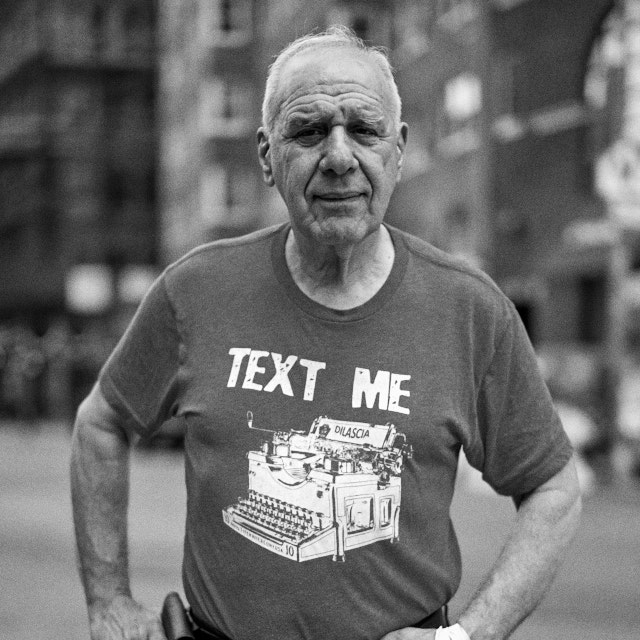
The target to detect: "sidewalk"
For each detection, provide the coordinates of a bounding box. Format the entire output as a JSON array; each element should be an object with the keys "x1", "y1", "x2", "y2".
[{"x1": 0, "y1": 422, "x2": 185, "y2": 640}]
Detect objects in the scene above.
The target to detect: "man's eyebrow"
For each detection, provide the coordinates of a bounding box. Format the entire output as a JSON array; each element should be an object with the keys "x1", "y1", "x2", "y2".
[
  {"x1": 285, "y1": 114, "x2": 324, "y2": 127},
  {"x1": 343, "y1": 103, "x2": 388, "y2": 123},
  {"x1": 354, "y1": 113, "x2": 386, "y2": 126},
  {"x1": 281, "y1": 104, "x2": 390, "y2": 132}
]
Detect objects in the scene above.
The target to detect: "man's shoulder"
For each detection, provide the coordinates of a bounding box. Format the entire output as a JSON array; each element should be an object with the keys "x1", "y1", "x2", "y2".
[
  {"x1": 391, "y1": 226, "x2": 505, "y2": 299},
  {"x1": 166, "y1": 224, "x2": 284, "y2": 277}
]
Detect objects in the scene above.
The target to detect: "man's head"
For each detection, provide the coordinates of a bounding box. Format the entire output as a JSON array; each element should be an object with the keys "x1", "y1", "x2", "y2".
[
  {"x1": 261, "y1": 26, "x2": 403, "y2": 134},
  {"x1": 257, "y1": 26, "x2": 408, "y2": 249}
]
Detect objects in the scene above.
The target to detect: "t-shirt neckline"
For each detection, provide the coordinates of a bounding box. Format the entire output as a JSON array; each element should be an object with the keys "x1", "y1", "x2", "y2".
[{"x1": 271, "y1": 223, "x2": 409, "y2": 322}]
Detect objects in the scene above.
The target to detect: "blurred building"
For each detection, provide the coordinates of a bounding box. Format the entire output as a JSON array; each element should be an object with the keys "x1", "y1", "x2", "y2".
[
  {"x1": 157, "y1": 0, "x2": 629, "y2": 347},
  {"x1": 0, "y1": 0, "x2": 158, "y2": 417},
  {"x1": 387, "y1": 0, "x2": 626, "y2": 451},
  {"x1": 0, "y1": 0, "x2": 158, "y2": 329},
  {"x1": 158, "y1": 0, "x2": 270, "y2": 261},
  {"x1": 385, "y1": 0, "x2": 619, "y2": 349},
  {"x1": 2, "y1": 0, "x2": 638, "y2": 433}
]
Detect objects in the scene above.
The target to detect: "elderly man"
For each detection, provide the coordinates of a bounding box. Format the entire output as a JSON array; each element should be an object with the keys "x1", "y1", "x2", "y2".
[{"x1": 71, "y1": 26, "x2": 581, "y2": 640}]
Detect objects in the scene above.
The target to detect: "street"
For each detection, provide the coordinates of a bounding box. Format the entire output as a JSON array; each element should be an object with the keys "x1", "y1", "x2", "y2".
[{"x1": 1, "y1": 422, "x2": 638, "y2": 639}]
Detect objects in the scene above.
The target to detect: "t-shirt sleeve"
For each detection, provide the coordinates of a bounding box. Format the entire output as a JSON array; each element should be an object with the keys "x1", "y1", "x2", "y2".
[
  {"x1": 98, "y1": 274, "x2": 181, "y2": 436},
  {"x1": 471, "y1": 302, "x2": 573, "y2": 497}
]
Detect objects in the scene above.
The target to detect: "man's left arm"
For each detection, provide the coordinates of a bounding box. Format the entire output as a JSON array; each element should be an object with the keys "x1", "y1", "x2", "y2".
[{"x1": 381, "y1": 456, "x2": 582, "y2": 640}]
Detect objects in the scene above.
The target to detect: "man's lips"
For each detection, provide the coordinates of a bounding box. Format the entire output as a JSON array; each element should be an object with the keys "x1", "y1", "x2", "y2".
[{"x1": 314, "y1": 192, "x2": 364, "y2": 200}]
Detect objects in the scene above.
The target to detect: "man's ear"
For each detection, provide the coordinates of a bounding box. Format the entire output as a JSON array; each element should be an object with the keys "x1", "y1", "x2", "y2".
[
  {"x1": 257, "y1": 128, "x2": 275, "y2": 187},
  {"x1": 395, "y1": 122, "x2": 409, "y2": 182}
]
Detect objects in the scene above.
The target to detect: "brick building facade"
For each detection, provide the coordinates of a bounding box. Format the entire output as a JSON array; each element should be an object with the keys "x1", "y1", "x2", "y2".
[{"x1": 0, "y1": 0, "x2": 157, "y2": 326}]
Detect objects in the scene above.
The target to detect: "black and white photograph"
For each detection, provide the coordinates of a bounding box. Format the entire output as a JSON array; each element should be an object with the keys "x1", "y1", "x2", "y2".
[{"x1": 1, "y1": 2, "x2": 638, "y2": 639}]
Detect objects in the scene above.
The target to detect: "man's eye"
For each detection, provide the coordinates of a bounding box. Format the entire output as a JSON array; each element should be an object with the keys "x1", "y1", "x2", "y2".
[
  {"x1": 295, "y1": 128, "x2": 324, "y2": 144},
  {"x1": 352, "y1": 126, "x2": 379, "y2": 139}
]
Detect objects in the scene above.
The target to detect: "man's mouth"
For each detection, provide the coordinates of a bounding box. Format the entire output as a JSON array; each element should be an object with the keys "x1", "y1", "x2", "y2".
[{"x1": 315, "y1": 192, "x2": 363, "y2": 201}]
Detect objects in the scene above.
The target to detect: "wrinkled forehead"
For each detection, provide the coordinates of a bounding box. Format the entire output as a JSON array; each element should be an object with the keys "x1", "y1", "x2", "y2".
[{"x1": 273, "y1": 47, "x2": 396, "y2": 121}]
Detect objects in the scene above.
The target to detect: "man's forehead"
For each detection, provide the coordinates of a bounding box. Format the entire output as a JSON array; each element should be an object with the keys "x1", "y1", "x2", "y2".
[
  {"x1": 274, "y1": 48, "x2": 393, "y2": 119},
  {"x1": 282, "y1": 92, "x2": 387, "y2": 123}
]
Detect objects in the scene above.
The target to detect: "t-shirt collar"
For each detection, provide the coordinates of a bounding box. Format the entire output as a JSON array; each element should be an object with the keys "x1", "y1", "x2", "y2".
[{"x1": 271, "y1": 222, "x2": 409, "y2": 322}]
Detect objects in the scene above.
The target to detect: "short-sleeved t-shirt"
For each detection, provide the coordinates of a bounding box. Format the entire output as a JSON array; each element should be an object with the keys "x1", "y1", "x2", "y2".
[{"x1": 99, "y1": 223, "x2": 572, "y2": 640}]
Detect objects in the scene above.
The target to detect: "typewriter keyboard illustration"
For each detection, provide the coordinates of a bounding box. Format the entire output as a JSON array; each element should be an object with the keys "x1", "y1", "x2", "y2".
[
  {"x1": 233, "y1": 490, "x2": 329, "y2": 543},
  {"x1": 223, "y1": 413, "x2": 412, "y2": 562}
]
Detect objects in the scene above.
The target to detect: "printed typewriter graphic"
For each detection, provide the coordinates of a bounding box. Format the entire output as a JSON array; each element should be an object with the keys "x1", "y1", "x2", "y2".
[{"x1": 222, "y1": 412, "x2": 413, "y2": 562}]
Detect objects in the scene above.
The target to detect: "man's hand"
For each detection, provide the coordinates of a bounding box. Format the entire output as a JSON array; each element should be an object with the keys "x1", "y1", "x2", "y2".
[
  {"x1": 88, "y1": 594, "x2": 167, "y2": 640},
  {"x1": 380, "y1": 628, "x2": 437, "y2": 640}
]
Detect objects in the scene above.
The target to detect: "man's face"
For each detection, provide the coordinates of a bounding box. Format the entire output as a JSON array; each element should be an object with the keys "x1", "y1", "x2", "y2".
[{"x1": 258, "y1": 47, "x2": 408, "y2": 248}]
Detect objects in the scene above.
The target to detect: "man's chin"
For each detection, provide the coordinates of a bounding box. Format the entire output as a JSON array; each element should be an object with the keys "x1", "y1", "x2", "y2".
[{"x1": 310, "y1": 216, "x2": 380, "y2": 247}]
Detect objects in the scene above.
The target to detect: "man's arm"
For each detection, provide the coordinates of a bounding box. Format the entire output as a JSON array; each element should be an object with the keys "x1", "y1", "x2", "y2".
[
  {"x1": 457, "y1": 455, "x2": 581, "y2": 639},
  {"x1": 381, "y1": 456, "x2": 582, "y2": 640},
  {"x1": 70, "y1": 384, "x2": 166, "y2": 640}
]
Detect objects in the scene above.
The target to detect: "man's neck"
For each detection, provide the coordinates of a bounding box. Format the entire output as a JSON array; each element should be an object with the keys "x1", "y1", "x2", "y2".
[{"x1": 284, "y1": 226, "x2": 395, "y2": 310}]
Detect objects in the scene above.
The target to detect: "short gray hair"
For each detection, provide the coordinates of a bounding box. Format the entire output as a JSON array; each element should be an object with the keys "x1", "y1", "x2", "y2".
[{"x1": 261, "y1": 25, "x2": 402, "y2": 133}]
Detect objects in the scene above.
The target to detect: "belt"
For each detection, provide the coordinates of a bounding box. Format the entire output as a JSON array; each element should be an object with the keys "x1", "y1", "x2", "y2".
[
  {"x1": 416, "y1": 605, "x2": 449, "y2": 629},
  {"x1": 190, "y1": 611, "x2": 231, "y2": 640},
  {"x1": 191, "y1": 606, "x2": 449, "y2": 639}
]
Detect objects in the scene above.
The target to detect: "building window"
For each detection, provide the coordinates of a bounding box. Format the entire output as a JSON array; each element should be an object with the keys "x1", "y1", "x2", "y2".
[
  {"x1": 327, "y1": 4, "x2": 392, "y2": 48},
  {"x1": 200, "y1": 77, "x2": 252, "y2": 137},
  {"x1": 351, "y1": 16, "x2": 370, "y2": 42},
  {"x1": 124, "y1": 5, "x2": 145, "y2": 33},
  {"x1": 204, "y1": 0, "x2": 253, "y2": 45},
  {"x1": 123, "y1": 3, "x2": 151, "y2": 55},
  {"x1": 444, "y1": 203, "x2": 474, "y2": 258},
  {"x1": 584, "y1": 5, "x2": 625, "y2": 153},
  {"x1": 200, "y1": 164, "x2": 254, "y2": 231},
  {"x1": 436, "y1": 73, "x2": 482, "y2": 155},
  {"x1": 220, "y1": 0, "x2": 233, "y2": 32},
  {"x1": 490, "y1": 55, "x2": 529, "y2": 142},
  {"x1": 91, "y1": 5, "x2": 106, "y2": 54},
  {"x1": 578, "y1": 275, "x2": 607, "y2": 344},
  {"x1": 0, "y1": 164, "x2": 39, "y2": 227},
  {"x1": 492, "y1": 56, "x2": 520, "y2": 117},
  {"x1": 436, "y1": 0, "x2": 456, "y2": 16},
  {"x1": 436, "y1": 0, "x2": 478, "y2": 27},
  {"x1": 106, "y1": 168, "x2": 127, "y2": 214},
  {"x1": 200, "y1": 165, "x2": 226, "y2": 227},
  {"x1": 395, "y1": 1, "x2": 438, "y2": 60}
]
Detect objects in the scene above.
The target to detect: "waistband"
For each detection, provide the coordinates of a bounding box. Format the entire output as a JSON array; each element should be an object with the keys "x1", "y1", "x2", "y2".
[
  {"x1": 190, "y1": 611, "x2": 229, "y2": 640},
  {"x1": 416, "y1": 605, "x2": 449, "y2": 629},
  {"x1": 191, "y1": 606, "x2": 449, "y2": 639}
]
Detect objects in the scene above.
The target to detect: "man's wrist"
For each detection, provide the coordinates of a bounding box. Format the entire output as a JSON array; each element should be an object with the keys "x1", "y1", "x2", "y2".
[{"x1": 434, "y1": 623, "x2": 471, "y2": 640}]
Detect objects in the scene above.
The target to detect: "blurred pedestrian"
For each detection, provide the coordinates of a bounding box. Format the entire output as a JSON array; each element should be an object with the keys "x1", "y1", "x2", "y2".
[
  {"x1": 0, "y1": 323, "x2": 46, "y2": 421},
  {"x1": 70, "y1": 26, "x2": 581, "y2": 640}
]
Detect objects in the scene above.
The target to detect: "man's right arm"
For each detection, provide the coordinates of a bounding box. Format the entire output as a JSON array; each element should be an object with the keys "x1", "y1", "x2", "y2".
[{"x1": 70, "y1": 384, "x2": 166, "y2": 640}]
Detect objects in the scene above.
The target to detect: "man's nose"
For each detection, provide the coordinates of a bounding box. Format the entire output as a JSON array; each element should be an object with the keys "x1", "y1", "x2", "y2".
[{"x1": 319, "y1": 127, "x2": 358, "y2": 175}]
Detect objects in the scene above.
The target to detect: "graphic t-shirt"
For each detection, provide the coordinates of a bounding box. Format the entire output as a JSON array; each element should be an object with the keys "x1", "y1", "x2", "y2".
[{"x1": 99, "y1": 223, "x2": 573, "y2": 640}]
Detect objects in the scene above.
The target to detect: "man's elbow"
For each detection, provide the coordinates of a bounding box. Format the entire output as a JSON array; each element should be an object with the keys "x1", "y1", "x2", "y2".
[
  {"x1": 72, "y1": 384, "x2": 132, "y2": 456},
  {"x1": 556, "y1": 455, "x2": 583, "y2": 517},
  {"x1": 526, "y1": 455, "x2": 583, "y2": 538},
  {"x1": 565, "y1": 456, "x2": 583, "y2": 529}
]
